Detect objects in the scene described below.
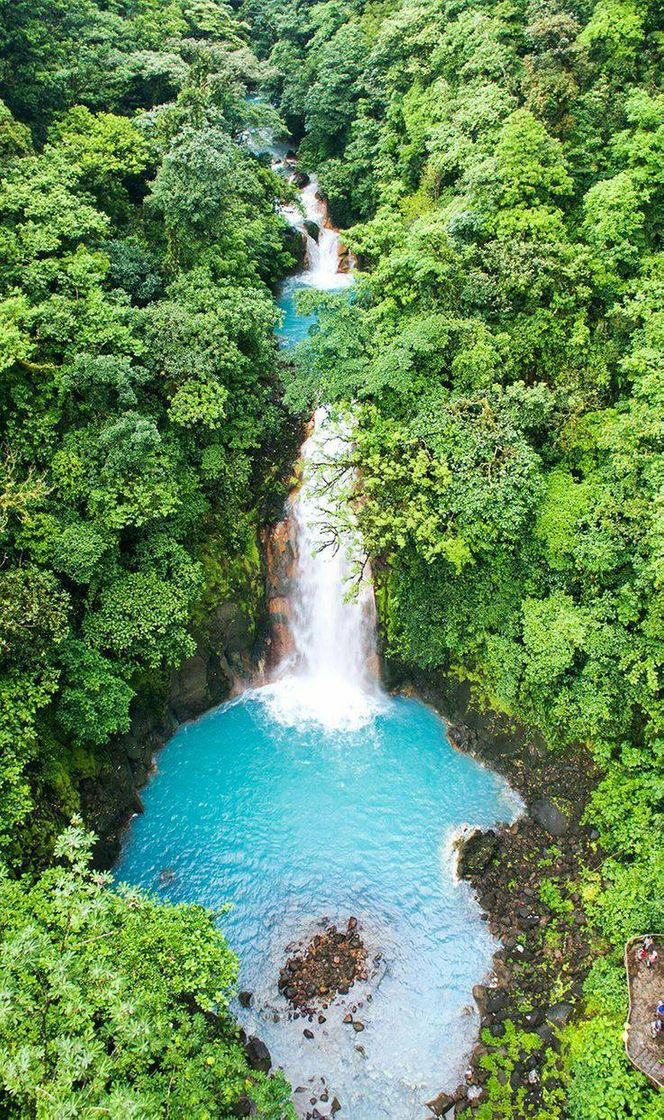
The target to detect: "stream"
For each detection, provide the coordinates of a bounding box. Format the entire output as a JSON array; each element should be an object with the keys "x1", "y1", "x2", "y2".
[{"x1": 116, "y1": 145, "x2": 522, "y2": 1118}]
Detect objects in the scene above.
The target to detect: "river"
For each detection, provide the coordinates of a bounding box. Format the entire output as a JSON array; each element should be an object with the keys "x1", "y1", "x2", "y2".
[{"x1": 116, "y1": 147, "x2": 522, "y2": 1118}]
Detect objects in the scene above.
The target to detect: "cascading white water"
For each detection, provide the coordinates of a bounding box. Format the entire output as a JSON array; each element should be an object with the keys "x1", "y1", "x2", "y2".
[
  {"x1": 268, "y1": 409, "x2": 383, "y2": 730},
  {"x1": 281, "y1": 175, "x2": 354, "y2": 291},
  {"x1": 267, "y1": 172, "x2": 381, "y2": 730}
]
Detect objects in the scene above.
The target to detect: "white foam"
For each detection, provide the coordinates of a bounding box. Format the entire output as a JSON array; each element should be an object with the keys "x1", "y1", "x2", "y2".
[
  {"x1": 259, "y1": 676, "x2": 386, "y2": 733},
  {"x1": 270, "y1": 407, "x2": 386, "y2": 731},
  {"x1": 281, "y1": 175, "x2": 354, "y2": 291}
]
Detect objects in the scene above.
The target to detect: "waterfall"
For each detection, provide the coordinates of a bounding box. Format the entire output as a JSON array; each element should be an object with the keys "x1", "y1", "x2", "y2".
[
  {"x1": 282, "y1": 176, "x2": 353, "y2": 292},
  {"x1": 266, "y1": 172, "x2": 381, "y2": 731},
  {"x1": 267, "y1": 409, "x2": 382, "y2": 730}
]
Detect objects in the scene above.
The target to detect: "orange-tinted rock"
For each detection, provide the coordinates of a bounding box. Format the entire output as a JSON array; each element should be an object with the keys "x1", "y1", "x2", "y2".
[{"x1": 264, "y1": 515, "x2": 298, "y2": 667}]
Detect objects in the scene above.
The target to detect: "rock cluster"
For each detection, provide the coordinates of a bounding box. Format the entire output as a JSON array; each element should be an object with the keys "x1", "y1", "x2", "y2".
[
  {"x1": 432, "y1": 796, "x2": 601, "y2": 1115},
  {"x1": 294, "y1": 1080, "x2": 342, "y2": 1120},
  {"x1": 279, "y1": 918, "x2": 368, "y2": 1013}
]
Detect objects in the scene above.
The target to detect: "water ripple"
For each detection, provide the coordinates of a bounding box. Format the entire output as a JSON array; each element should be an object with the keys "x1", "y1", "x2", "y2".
[{"x1": 117, "y1": 692, "x2": 521, "y2": 1119}]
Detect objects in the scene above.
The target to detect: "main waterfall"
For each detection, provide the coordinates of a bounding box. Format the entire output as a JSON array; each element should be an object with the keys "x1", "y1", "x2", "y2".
[
  {"x1": 267, "y1": 408, "x2": 383, "y2": 731},
  {"x1": 117, "y1": 145, "x2": 522, "y2": 1120}
]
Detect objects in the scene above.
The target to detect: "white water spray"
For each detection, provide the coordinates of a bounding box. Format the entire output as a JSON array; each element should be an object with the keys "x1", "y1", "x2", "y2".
[
  {"x1": 268, "y1": 409, "x2": 383, "y2": 730},
  {"x1": 281, "y1": 175, "x2": 354, "y2": 291}
]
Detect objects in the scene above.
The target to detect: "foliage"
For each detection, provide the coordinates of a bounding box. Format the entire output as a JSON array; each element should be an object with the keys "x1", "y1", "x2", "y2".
[
  {"x1": 474, "y1": 1019, "x2": 566, "y2": 1119},
  {"x1": 0, "y1": 821, "x2": 293, "y2": 1118},
  {"x1": 250, "y1": 0, "x2": 664, "y2": 1112},
  {"x1": 565, "y1": 1017, "x2": 662, "y2": 1120},
  {"x1": 0, "y1": 0, "x2": 297, "y2": 858},
  {"x1": 538, "y1": 877, "x2": 574, "y2": 917}
]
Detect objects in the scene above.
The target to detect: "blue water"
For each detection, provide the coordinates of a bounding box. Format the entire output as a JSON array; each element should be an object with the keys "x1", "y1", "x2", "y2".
[
  {"x1": 117, "y1": 691, "x2": 519, "y2": 1117},
  {"x1": 276, "y1": 278, "x2": 318, "y2": 346}
]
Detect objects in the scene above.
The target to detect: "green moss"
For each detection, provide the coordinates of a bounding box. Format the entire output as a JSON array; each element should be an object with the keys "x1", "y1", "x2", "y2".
[
  {"x1": 475, "y1": 1020, "x2": 555, "y2": 1120},
  {"x1": 539, "y1": 878, "x2": 574, "y2": 917}
]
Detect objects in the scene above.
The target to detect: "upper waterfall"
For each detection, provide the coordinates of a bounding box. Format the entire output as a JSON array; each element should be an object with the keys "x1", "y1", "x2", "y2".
[{"x1": 281, "y1": 175, "x2": 354, "y2": 291}]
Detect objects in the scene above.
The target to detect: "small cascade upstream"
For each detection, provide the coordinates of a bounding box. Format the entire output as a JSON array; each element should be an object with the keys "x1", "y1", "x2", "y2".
[
  {"x1": 286, "y1": 178, "x2": 354, "y2": 289},
  {"x1": 276, "y1": 169, "x2": 353, "y2": 344},
  {"x1": 265, "y1": 161, "x2": 376, "y2": 729}
]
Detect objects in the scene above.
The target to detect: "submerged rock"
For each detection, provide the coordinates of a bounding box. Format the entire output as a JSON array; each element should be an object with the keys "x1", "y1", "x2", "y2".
[{"x1": 278, "y1": 918, "x2": 369, "y2": 1013}]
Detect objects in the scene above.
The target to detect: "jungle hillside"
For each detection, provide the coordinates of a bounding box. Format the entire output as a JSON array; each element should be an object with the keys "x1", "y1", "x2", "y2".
[{"x1": 0, "y1": 0, "x2": 662, "y2": 1117}]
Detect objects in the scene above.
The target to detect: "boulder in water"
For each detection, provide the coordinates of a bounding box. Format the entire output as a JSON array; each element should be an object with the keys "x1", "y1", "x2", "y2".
[
  {"x1": 426, "y1": 1090, "x2": 459, "y2": 1116},
  {"x1": 457, "y1": 828, "x2": 499, "y2": 878}
]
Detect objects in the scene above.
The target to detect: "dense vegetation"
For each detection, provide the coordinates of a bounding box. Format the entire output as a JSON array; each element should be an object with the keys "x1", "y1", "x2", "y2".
[
  {"x1": 1, "y1": 0, "x2": 662, "y2": 1115},
  {"x1": 0, "y1": 1, "x2": 297, "y2": 1113},
  {"x1": 0, "y1": 0, "x2": 298, "y2": 863},
  {"x1": 0, "y1": 818, "x2": 293, "y2": 1117},
  {"x1": 240, "y1": 0, "x2": 663, "y2": 1115}
]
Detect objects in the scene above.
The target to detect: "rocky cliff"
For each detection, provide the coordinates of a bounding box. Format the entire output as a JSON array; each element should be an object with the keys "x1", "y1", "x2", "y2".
[{"x1": 83, "y1": 598, "x2": 264, "y2": 867}]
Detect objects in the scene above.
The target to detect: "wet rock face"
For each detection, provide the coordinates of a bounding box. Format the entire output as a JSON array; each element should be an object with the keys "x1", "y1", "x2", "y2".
[
  {"x1": 388, "y1": 666, "x2": 602, "y2": 1117},
  {"x1": 546, "y1": 1001, "x2": 575, "y2": 1027},
  {"x1": 278, "y1": 918, "x2": 369, "y2": 1013},
  {"x1": 170, "y1": 653, "x2": 208, "y2": 722},
  {"x1": 84, "y1": 601, "x2": 260, "y2": 868},
  {"x1": 337, "y1": 244, "x2": 355, "y2": 274},
  {"x1": 264, "y1": 516, "x2": 297, "y2": 667},
  {"x1": 456, "y1": 829, "x2": 499, "y2": 878}
]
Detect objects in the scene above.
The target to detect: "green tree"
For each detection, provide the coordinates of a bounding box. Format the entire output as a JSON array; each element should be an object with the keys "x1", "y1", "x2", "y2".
[{"x1": 0, "y1": 821, "x2": 294, "y2": 1118}]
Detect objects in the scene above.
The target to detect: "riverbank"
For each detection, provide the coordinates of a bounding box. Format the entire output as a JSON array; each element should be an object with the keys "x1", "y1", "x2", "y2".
[
  {"x1": 81, "y1": 598, "x2": 259, "y2": 867},
  {"x1": 389, "y1": 665, "x2": 604, "y2": 1117}
]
